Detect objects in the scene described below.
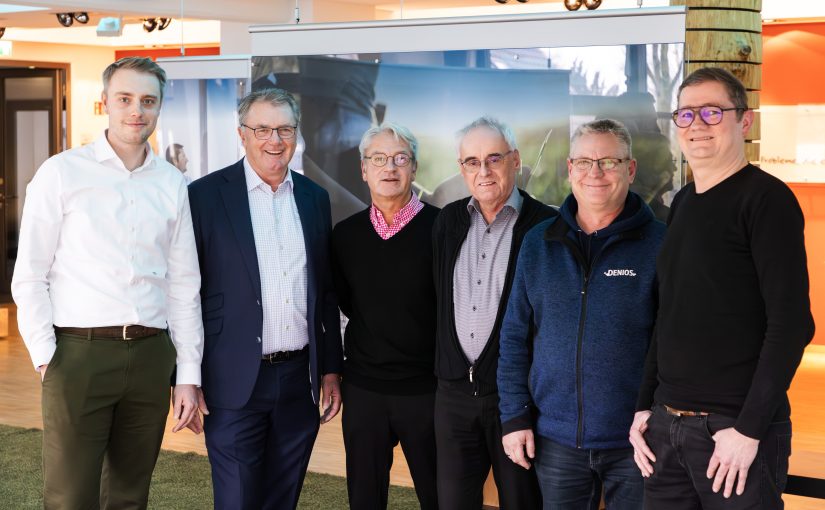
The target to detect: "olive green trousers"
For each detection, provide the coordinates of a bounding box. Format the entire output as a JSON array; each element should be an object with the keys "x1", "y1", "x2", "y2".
[{"x1": 41, "y1": 331, "x2": 176, "y2": 510}]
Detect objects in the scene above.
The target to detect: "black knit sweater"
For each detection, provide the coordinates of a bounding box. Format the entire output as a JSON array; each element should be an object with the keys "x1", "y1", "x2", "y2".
[
  {"x1": 331, "y1": 204, "x2": 440, "y2": 395},
  {"x1": 637, "y1": 165, "x2": 815, "y2": 439}
]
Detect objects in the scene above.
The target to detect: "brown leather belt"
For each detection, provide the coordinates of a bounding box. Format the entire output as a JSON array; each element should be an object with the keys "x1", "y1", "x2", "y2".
[
  {"x1": 55, "y1": 326, "x2": 164, "y2": 340},
  {"x1": 663, "y1": 404, "x2": 709, "y2": 417},
  {"x1": 261, "y1": 346, "x2": 308, "y2": 364}
]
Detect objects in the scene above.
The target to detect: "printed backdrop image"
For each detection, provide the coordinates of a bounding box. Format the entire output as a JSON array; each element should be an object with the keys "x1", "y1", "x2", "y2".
[{"x1": 251, "y1": 43, "x2": 683, "y2": 223}]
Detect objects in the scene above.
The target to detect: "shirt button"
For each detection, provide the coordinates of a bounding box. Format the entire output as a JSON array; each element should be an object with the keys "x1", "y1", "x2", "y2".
[
  {"x1": 256, "y1": 337, "x2": 262, "y2": 343},
  {"x1": 283, "y1": 271, "x2": 287, "y2": 276},
  {"x1": 470, "y1": 333, "x2": 475, "y2": 339},
  {"x1": 285, "y1": 298, "x2": 289, "y2": 304},
  {"x1": 131, "y1": 227, "x2": 136, "y2": 232},
  {"x1": 482, "y1": 253, "x2": 486, "y2": 259},
  {"x1": 486, "y1": 228, "x2": 491, "y2": 234},
  {"x1": 477, "y1": 279, "x2": 481, "y2": 285},
  {"x1": 286, "y1": 325, "x2": 290, "y2": 331},
  {"x1": 257, "y1": 300, "x2": 261, "y2": 306},
  {"x1": 472, "y1": 306, "x2": 477, "y2": 311}
]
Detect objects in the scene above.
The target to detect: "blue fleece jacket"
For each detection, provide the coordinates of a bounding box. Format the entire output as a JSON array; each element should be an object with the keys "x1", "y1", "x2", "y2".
[{"x1": 498, "y1": 192, "x2": 665, "y2": 449}]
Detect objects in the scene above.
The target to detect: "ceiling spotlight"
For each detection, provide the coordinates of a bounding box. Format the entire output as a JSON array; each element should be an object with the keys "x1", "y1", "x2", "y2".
[
  {"x1": 157, "y1": 18, "x2": 171, "y2": 30},
  {"x1": 143, "y1": 18, "x2": 158, "y2": 32},
  {"x1": 73, "y1": 12, "x2": 89, "y2": 24},
  {"x1": 56, "y1": 13, "x2": 74, "y2": 27}
]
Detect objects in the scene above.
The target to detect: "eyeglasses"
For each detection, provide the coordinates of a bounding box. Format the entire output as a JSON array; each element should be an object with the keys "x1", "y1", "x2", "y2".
[
  {"x1": 671, "y1": 106, "x2": 744, "y2": 128},
  {"x1": 569, "y1": 157, "x2": 628, "y2": 173},
  {"x1": 363, "y1": 152, "x2": 413, "y2": 168},
  {"x1": 459, "y1": 150, "x2": 514, "y2": 173},
  {"x1": 241, "y1": 124, "x2": 298, "y2": 140}
]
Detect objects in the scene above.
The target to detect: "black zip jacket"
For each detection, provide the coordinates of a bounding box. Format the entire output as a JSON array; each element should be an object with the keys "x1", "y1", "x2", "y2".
[{"x1": 432, "y1": 189, "x2": 557, "y2": 396}]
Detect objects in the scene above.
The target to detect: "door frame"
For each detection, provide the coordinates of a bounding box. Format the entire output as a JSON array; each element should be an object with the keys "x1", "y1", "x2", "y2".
[{"x1": 0, "y1": 61, "x2": 70, "y2": 298}]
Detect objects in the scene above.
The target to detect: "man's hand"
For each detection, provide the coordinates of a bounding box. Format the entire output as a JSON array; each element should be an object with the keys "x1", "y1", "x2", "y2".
[
  {"x1": 707, "y1": 427, "x2": 759, "y2": 498},
  {"x1": 320, "y1": 373, "x2": 341, "y2": 424},
  {"x1": 38, "y1": 364, "x2": 48, "y2": 382},
  {"x1": 629, "y1": 410, "x2": 656, "y2": 477},
  {"x1": 171, "y1": 384, "x2": 209, "y2": 434},
  {"x1": 502, "y1": 429, "x2": 535, "y2": 470}
]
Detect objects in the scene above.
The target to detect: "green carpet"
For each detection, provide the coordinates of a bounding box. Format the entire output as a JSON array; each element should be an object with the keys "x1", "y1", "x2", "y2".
[{"x1": 0, "y1": 424, "x2": 420, "y2": 509}]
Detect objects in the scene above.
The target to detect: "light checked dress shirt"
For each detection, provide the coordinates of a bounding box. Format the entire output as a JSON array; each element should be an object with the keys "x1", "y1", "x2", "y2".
[
  {"x1": 243, "y1": 159, "x2": 309, "y2": 355},
  {"x1": 11, "y1": 133, "x2": 204, "y2": 385},
  {"x1": 453, "y1": 187, "x2": 523, "y2": 363}
]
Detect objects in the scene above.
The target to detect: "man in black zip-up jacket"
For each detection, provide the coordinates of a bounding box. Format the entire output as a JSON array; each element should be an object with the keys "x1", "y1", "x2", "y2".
[{"x1": 432, "y1": 116, "x2": 554, "y2": 509}]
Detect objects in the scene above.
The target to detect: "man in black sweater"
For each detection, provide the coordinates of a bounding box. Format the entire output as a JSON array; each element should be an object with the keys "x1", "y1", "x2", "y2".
[
  {"x1": 432, "y1": 116, "x2": 553, "y2": 509},
  {"x1": 629, "y1": 67, "x2": 815, "y2": 509},
  {"x1": 331, "y1": 123, "x2": 439, "y2": 510}
]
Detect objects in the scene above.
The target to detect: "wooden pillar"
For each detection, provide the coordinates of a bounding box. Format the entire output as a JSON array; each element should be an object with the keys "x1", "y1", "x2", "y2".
[{"x1": 671, "y1": 0, "x2": 763, "y2": 163}]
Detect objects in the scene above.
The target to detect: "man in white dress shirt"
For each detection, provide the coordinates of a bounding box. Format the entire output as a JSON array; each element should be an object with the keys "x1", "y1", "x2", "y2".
[{"x1": 11, "y1": 57, "x2": 204, "y2": 510}]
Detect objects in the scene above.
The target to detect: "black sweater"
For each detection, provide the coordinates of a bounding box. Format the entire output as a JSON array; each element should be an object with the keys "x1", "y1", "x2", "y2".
[
  {"x1": 331, "y1": 204, "x2": 440, "y2": 395},
  {"x1": 637, "y1": 165, "x2": 815, "y2": 439},
  {"x1": 433, "y1": 189, "x2": 557, "y2": 396}
]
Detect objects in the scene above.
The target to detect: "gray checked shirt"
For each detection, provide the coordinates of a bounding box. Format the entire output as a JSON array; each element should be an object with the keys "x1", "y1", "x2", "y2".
[{"x1": 453, "y1": 187, "x2": 523, "y2": 363}]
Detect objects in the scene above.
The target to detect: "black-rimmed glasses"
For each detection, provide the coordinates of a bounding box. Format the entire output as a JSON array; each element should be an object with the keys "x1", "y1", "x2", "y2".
[
  {"x1": 241, "y1": 124, "x2": 298, "y2": 140},
  {"x1": 671, "y1": 106, "x2": 745, "y2": 128}
]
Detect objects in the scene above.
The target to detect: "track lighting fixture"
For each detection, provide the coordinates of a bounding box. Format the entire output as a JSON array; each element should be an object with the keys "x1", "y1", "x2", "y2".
[
  {"x1": 143, "y1": 17, "x2": 172, "y2": 32},
  {"x1": 56, "y1": 13, "x2": 73, "y2": 27},
  {"x1": 55, "y1": 12, "x2": 89, "y2": 27}
]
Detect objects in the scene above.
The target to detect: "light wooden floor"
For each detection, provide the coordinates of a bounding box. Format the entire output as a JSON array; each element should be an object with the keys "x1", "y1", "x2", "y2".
[{"x1": 1, "y1": 305, "x2": 823, "y2": 509}]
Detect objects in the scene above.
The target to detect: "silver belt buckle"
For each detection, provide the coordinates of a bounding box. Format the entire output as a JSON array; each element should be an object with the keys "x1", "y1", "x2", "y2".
[{"x1": 122, "y1": 325, "x2": 134, "y2": 340}]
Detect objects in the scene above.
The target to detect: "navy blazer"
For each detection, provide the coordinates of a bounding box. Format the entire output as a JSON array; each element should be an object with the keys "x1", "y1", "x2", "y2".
[{"x1": 188, "y1": 159, "x2": 343, "y2": 409}]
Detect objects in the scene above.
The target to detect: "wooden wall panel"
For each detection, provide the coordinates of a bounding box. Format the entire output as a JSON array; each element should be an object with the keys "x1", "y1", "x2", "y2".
[
  {"x1": 685, "y1": 9, "x2": 761, "y2": 30},
  {"x1": 686, "y1": 31, "x2": 762, "y2": 63},
  {"x1": 685, "y1": 61, "x2": 761, "y2": 90},
  {"x1": 670, "y1": 0, "x2": 760, "y2": 9}
]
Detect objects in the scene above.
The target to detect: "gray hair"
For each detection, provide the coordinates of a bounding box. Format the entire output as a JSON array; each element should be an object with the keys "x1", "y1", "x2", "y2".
[
  {"x1": 456, "y1": 116, "x2": 518, "y2": 154},
  {"x1": 102, "y1": 57, "x2": 166, "y2": 101},
  {"x1": 238, "y1": 88, "x2": 300, "y2": 126},
  {"x1": 570, "y1": 118, "x2": 633, "y2": 159},
  {"x1": 358, "y1": 122, "x2": 419, "y2": 161}
]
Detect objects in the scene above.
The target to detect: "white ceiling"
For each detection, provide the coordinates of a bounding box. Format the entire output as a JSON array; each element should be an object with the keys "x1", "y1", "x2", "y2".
[{"x1": 0, "y1": 0, "x2": 821, "y2": 46}]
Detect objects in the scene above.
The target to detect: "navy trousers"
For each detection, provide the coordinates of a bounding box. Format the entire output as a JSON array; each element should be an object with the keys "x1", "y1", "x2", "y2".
[{"x1": 204, "y1": 352, "x2": 320, "y2": 510}]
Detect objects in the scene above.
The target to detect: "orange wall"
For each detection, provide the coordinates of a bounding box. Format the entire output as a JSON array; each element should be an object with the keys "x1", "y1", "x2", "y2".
[
  {"x1": 788, "y1": 185, "x2": 825, "y2": 346},
  {"x1": 763, "y1": 23, "x2": 825, "y2": 105},
  {"x1": 114, "y1": 47, "x2": 220, "y2": 61},
  {"x1": 763, "y1": 24, "x2": 825, "y2": 345}
]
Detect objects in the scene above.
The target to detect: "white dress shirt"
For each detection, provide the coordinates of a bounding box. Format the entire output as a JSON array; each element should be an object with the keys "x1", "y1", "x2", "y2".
[
  {"x1": 244, "y1": 159, "x2": 309, "y2": 354},
  {"x1": 11, "y1": 133, "x2": 204, "y2": 385}
]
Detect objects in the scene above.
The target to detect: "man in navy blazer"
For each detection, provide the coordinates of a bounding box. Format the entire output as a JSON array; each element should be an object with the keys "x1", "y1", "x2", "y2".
[{"x1": 188, "y1": 88, "x2": 343, "y2": 510}]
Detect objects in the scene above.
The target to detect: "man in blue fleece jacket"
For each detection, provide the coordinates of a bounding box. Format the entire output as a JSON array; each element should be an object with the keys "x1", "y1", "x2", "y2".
[{"x1": 498, "y1": 119, "x2": 665, "y2": 509}]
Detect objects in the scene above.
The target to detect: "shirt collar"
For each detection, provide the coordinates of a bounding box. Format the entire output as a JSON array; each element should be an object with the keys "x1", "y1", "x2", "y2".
[
  {"x1": 93, "y1": 131, "x2": 155, "y2": 172},
  {"x1": 467, "y1": 186, "x2": 523, "y2": 216},
  {"x1": 243, "y1": 157, "x2": 293, "y2": 193}
]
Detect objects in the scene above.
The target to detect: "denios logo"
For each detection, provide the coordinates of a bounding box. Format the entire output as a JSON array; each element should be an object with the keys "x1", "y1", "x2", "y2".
[{"x1": 604, "y1": 269, "x2": 636, "y2": 277}]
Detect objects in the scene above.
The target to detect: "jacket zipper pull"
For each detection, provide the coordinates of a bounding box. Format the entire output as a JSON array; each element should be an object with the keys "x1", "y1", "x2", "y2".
[
  {"x1": 469, "y1": 364, "x2": 478, "y2": 396},
  {"x1": 469, "y1": 364, "x2": 474, "y2": 383}
]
